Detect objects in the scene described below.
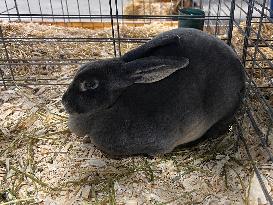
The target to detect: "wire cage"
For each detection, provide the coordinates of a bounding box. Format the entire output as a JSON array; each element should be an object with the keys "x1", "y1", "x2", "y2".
[
  {"x1": 0, "y1": 0, "x2": 273, "y2": 204},
  {"x1": 0, "y1": 0, "x2": 272, "y2": 85}
]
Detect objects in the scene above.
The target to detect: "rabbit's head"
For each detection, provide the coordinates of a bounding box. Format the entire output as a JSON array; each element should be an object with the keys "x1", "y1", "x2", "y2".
[
  {"x1": 62, "y1": 59, "x2": 124, "y2": 115},
  {"x1": 62, "y1": 56, "x2": 189, "y2": 115}
]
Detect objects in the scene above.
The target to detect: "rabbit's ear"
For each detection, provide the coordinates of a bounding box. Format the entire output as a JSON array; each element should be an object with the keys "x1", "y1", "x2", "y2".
[
  {"x1": 122, "y1": 35, "x2": 182, "y2": 62},
  {"x1": 124, "y1": 56, "x2": 189, "y2": 83}
]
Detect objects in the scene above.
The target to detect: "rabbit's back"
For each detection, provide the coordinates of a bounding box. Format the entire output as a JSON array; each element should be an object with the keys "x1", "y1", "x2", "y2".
[{"x1": 122, "y1": 29, "x2": 245, "y2": 121}]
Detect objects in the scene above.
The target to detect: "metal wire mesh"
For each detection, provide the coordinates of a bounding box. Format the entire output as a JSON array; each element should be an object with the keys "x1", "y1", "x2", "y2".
[{"x1": 0, "y1": 0, "x2": 273, "y2": 203}]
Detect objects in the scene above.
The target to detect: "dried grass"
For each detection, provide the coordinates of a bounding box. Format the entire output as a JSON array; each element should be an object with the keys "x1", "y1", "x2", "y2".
[
  {"x1": 123, "y1": 0, "x2": 175, "y2": 15},
  {"x1": 0, "y1": 22, "x2": 273, "y2": 204}
]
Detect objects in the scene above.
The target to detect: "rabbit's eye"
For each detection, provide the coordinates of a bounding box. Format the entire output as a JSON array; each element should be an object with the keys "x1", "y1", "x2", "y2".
[{"x1": 80, "y1": 80, "x2": 99, "y2": 91}]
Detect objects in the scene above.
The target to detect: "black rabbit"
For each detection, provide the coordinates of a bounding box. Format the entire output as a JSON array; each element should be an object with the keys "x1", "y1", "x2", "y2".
[{"x1": 62, "y1": 28, "x2": 245, "y2": 158}]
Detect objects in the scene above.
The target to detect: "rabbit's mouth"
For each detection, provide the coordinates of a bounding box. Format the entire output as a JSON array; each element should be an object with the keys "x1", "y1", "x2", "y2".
[
  {"x1": 63, "y1": 99, "x2": 111, "y2": 115},
  {"x1": 62, "y1": 97, "x2": 83, "y2": 115},
  {"x1": 62, "y1": 102, "x2": 78, "y2": 115}
]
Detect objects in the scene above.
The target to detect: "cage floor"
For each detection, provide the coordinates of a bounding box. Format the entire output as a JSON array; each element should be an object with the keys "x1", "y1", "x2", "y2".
[{"x1": 0, "y1": 22, "x2": 273, "y2": 205}]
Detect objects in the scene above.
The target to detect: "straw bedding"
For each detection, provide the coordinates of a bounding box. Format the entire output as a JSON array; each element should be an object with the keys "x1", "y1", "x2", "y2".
[{"x1": 0, "y1": 21, "x2": 273, "y2": 204}]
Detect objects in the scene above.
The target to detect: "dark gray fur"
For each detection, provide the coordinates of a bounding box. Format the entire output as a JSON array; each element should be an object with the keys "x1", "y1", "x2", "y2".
[{"x1": 62, "y1": 28, "x2": 245, "y2": 158}]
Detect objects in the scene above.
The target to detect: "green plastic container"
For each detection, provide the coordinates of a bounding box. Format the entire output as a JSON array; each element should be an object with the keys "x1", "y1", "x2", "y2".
[{"x1": 178, "y1": 8, "x2": 205, "y2": 30}]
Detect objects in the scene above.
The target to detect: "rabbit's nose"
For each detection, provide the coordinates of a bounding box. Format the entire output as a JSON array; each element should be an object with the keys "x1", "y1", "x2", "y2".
[
  {"x1": 62, "y1": 91, "x2": 68, "y2": 105},
  {"x1": 62, "y1": 92, "x2": 74, "y2": 114}
]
